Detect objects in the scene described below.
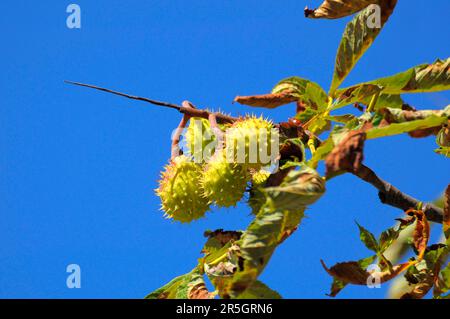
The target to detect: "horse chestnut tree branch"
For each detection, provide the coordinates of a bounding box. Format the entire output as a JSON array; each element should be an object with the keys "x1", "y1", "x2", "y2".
[{"x1": 66, "y1": 0, "x2": 450, "y2": 299}]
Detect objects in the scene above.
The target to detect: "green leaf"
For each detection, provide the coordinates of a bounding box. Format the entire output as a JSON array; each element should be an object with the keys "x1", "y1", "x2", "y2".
[
  {"x1": 332, "y1": 84, "x2": 382, "y2": 110},
  {"x1": 327, "y1": 114, "x2": 357, "y2": 124},
  {"x1": 308, "y1": 126, "x2": 349, "y2": 168},
  {"x1": 236, "y1": 280, "x2": 282, "y2": 299},
  {"x1": 327, "y1": 279, "x2": 348, "y2": 298},
  {"x1": 263, "y1": 166, "x2": 326, "y2": 210},
  {"x1": 365, "y1": 58, "x2": 450, "y2": 94},
  {"x1": 335, "y1": 84, "x2": 404, "y2": 110},
  {"x1": 329, "y1": 3, "x2": 397, "y2": 95},
  {"x1": 146, "y1": 270, "x2": 207, "y2": 299},
  {"x1": 356, "y1": 222, "x2": 379, "y2": 253},
  {"x1": 440, "y1": 263, "x2": 450, "y2": 294},
  {"x1": 366, "y1": 115, "x2": 448, "y2": 139},
  {"x1": 436, "y1": 147, "x2": 450, "y2": 158},
  {"x1": 296, "y1": 108, "x2": 319, "y2": 123},
  {"x1": 379, "y1": 227, "x2": 400, "y2": 253},
  {"x1": 378, "y1": 218, "x2": 415, "y2": 254},
  {"x1": 145, "y1": 275, "x2": 187, "y2": 299},
  {"x1": 273, "y1": 77, "x2": 328, "y2": 110},
  {"x1": 362, "y1": 94, "x2": 404, "y2": 110},
  {"x1": 225, "y1": 166, "x2": 325, "y2": 298}
]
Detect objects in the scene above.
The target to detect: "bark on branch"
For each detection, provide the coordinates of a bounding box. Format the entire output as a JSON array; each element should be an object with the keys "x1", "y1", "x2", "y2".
[{"x1": 352, "y1": 164, "x2": 444, "y2": 224}]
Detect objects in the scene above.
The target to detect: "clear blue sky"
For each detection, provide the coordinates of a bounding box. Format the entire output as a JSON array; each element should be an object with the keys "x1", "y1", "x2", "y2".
[{"x1": 1, "y1": 1, "x2": 449, "y2": 299}]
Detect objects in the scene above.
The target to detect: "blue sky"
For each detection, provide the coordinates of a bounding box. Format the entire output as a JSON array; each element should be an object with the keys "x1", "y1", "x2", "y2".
[{"x1": 0, "y1": 1, "x2": 449, "y2": 299}]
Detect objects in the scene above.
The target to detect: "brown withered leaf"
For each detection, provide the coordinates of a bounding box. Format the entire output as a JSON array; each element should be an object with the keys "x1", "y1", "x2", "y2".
[
  {"x1": 325, "y1": 130, "x2": 367, "y2": 177},
  {"x1": 321, "y1": 260, "x2": 412, "y2": 285},
  {"x1": 304, "y1": 0, "x2": 377, "y2": 19},
  {"x1": 380, "y1": 108, "x2": 447, "y2": 138},
  {"x1": 279, "y1": 226, "x2": 299, "y2": 244},
  {"x1": 188, "y1": 283, "x2": 215, "y2": 299},
  {"x1": 401, "y1": 278, "x2": 434, "y2": 299},
  {"x1": 234, "y1": 91, "x2": 297, "y2": 109},
  {"x1": 408, "y1": 127, "x2": 441, "y2": 138},
  {"x1": 410, "y1": 210, "x2": 430, "y2": 261},
  {"x1": 204, "y1": 229, "x2": 242, "y2": 246},
  {"x1": 444, "y1": 185, "x2": 450, "y2": 236},
  {"x1": 321, "y1": 260, "x2": 369, "y2": 285}
]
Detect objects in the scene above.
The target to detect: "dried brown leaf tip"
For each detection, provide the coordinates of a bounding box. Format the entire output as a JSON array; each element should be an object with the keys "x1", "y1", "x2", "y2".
[
  {"x1": 304, "y1": 0, "x2": 377, "y2": 19},
  {"x1": 188, "y1": 283, "x2": 215, "y2": 299},
  {"x1": 444, "y1": 184, "x2": 450, "y2": 235},
  {"x1": 325, "y1": 130, "x2": 367, "y2": 177},
  {"x1": 320, "y1": 260, "x2": 412, "y2": 286},
  {"x1": 379, "y1": 108, "x2": 448, "y2": 138},
  {"x1": 204, "y1": 229, "x2": 242, "y2": 247},
  {"x1": 320, "y1": 260, "x2": 368, "y2": 285},
  {"x1": 234, "y1": 91, "x2": 297, "y2": 109},
  {"x1": 406, "y1": 209, "x2": 430, "y2": 261},
  {"x1": 304, "y1": 0, "x2": 398, "y2": 21}
]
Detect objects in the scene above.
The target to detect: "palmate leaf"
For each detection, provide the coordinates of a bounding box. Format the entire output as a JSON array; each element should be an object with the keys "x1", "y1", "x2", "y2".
[
  {"x1": 305, "y1": 0, "x2": 378, "y2": 19},
  {"x1": 364, "y1": 58, "x2": 450, "y2": 94},
  {"x1": 329, "y1": 2, "x2": 397, "y2": 95}
]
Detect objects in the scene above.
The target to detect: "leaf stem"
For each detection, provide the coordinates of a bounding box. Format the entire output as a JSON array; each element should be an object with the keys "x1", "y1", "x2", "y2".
[{"x1": 366, "y1": 92, "x2": 380, "y2": 113}]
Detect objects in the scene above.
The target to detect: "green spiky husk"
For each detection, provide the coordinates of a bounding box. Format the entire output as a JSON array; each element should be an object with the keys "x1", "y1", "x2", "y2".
[
  {"x1": 156, "y1": 155, "x2": 210, "y2": 223},
  {"x1": 248, "y1": 169, "x2": 271, "y2": 214},
  {"x1": 251, "y1": 169, "x2": 271, "y2": 185},
  {"x1": 201, "y1": 151, "x2": 250, "y2": 208},
  {"x1": 185, "y1": 118, "x2": 216, "y2": 163},
  {"x1": 225, "y1": 116, "x2": 277, "y2": 169}
]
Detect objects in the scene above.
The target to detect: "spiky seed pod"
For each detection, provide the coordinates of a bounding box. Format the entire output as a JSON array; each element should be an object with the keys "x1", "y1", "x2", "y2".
[
  {"x1": 251, "y1": 169, "x2": 271, "y2": 185},
  {"x1": 156, "y1": 155, "x2": 210, "y2": 223},
  {"x1": 185, "y1": 118, "x2": 217, "y2": 163},
  {"x1": 248, "y1": 169, "x2": 272, "y2": 214},
  {"x1": 201, "y1": 150, "x2": 250, "y2": 208},
  {"x1": 225, "y1": 116, "x2": 277, "y2": 169}
]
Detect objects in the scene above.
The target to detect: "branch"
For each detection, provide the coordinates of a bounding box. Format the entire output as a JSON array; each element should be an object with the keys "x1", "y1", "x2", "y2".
[
  {"x1": 64, "y1": 80, "x2": 238, "y2": 124},
  {"x1": 352, "y1": 164, "x2": 444, "y2": 224}
]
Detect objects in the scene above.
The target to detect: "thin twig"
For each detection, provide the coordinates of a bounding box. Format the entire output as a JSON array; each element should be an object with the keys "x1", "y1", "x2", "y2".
[
  {"x1": 353, "y1": 164, "x2": 444, "y2": 224},
  {"x1": 64, "y1": 80, "x2": 181, "y2": 110},
  {"x1": 171, "y1": 113, "x2": 190, "y2": 159},
  {"x1": 65, "y1": 80, "x2": 238, "y2": 124}
]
